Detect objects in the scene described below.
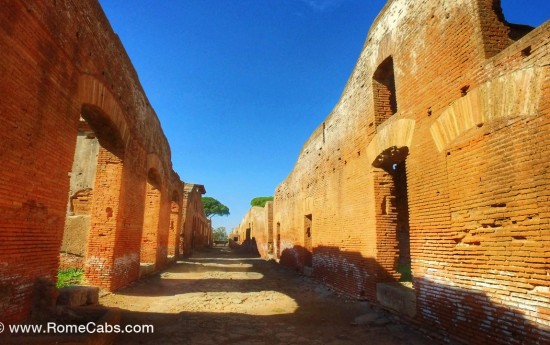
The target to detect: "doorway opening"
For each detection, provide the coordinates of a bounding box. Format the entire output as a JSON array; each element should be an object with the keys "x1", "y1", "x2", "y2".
[
  {"x1": 373, "y1": 146, "x2": 411, "y2": 283},
  {"x1": 61, "y1": 105, "x2": 126, "y2": 288},
  {"x1": 168, "y1": 191, "x2": 180, "y2": 260},
  {"x1": 60, "y1": 117, "x2": 99, "y2": 277},
  {"x1": 392, "y1": 161, "x2": 411, "y2": 282},
  {"x1": 245, "y1": 227, "x2": 251, "y2": 242},
  {"x1": 304, "y1": 214, "x2": 313, "y2": 268},
  {"x1": 276, "y1": 222, "x2": 281, "y2": 258},
  {"x1": 267, "y1": 220, "x2": 274, "y2": 255}
]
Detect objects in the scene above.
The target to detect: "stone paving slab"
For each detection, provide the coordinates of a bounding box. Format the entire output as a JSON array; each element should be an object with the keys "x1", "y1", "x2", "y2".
[{"x1": 100, "y1": 247, "x2": 443, "y2": 345}]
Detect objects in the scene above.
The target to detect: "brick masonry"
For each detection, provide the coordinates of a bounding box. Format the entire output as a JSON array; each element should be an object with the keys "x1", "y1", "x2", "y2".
[
  {"x1": 180, "y1": 184, "x2": 212, "y2": 256},
  {"x1": 0, "y1": 0, "x2": 195, "y2": 323},
  {"x1": 232, "y1": 202, "x2": 274, "y2": 258},
  {"x1": 242, "y1": 1, "x2": 550, "y2": 344}
]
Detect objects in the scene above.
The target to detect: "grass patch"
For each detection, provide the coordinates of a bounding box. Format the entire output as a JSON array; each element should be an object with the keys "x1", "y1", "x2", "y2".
[{"x1": 57, "y1": 268, "x2": 84, "y2": 288}]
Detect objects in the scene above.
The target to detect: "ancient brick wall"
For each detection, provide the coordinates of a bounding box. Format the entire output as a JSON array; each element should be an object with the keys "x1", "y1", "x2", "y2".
[
  {"x1": 0, "y1": 0, "x2": 186, "y2": 323},
  {"x1": 273, "y1": 0, "x2": 549, "y2": 343},
  {"x1": 234, "y1": 202, "x2": 274, "y2": 258},
  {"x1": 168, "y1": 185, "x2": 184, "y2": 261},
  {"x1": 180, "y1": 184, "x2": 211, "y2": 255}
]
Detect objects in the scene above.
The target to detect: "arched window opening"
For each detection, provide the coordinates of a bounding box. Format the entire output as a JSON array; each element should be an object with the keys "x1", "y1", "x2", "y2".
[{"x1": 373, "y1": 56, "x2": 397, "y2": 126}]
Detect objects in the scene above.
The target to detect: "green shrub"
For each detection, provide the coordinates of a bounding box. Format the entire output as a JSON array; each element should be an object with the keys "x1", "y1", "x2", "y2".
[{"x1": 57, "y1": 268, "x2": 84, "y2": 288}]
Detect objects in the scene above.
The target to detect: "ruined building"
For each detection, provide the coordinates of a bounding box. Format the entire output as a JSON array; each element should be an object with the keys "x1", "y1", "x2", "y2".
[
  {"x1": 232, "y1": 202, "x2": 274, "y2": 258},
  {"x1": 0, "y1": 1, "x2": 207, "y2": 323},
  {"x1": 238, "y1": 0, "x2": 549, "y2": 344},
  {"x1": 180, "y1": 183, "x2": 212, "y2": 255}
]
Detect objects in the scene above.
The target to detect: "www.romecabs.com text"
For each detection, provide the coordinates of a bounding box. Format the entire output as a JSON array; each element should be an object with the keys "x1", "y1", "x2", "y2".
[{"x1": 1, "y1": 321, "x2": 154, "y2": 335}]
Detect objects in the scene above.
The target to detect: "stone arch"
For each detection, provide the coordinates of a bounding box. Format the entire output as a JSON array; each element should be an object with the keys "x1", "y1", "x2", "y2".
[
  {"x1": 78, "y1": 75, "x2": 131, "y2": 150},
  {"x1": 370, "y1": 33, "x2": 395, "y2": 71},
  {"x1": 80, "y1": 104, "x2": 126, "y2": 158},
  {"x1": 430, "y1": 67, "x2": 544, "y2": 152},
  {"x1": 146, "y1": 153, "x2": 165, "y2": 184},
  {"x1": 366, "y1": 119, "x2": 416, "y2": 166}
]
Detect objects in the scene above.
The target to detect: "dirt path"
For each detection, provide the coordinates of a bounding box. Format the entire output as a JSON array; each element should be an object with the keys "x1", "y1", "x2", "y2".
[{"x1": 100, "y1": 247, "x2": 433, "y2": 345}]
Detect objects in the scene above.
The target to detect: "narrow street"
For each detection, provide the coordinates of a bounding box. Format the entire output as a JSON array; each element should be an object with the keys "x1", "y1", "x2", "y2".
[{"x1": 100, "y1": 247, "x2": 432, "y2": 345}]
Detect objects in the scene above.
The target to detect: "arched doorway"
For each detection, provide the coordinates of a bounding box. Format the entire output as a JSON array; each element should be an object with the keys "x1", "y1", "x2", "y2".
[
  {"x1": 373, "y1": 146, "x2": 411, "y2": 283},
  {"x1": 61, "y1": 104, "x2": 126, "y2": 289}
]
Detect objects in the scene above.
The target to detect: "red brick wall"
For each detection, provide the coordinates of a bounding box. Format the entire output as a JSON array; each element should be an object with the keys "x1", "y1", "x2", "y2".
[
  {"x1": 272, "y1": 0, "x2": 549, "y2": 343},
  {"x1": 0, "y1": 1, "x2": 79, "y2": 323},
  {"x1": 168, "y1": 197, "x2": 182, "y2": 259},
  {"x1": 0, "y1": 0, "x2": 185, "y2": 323},
  {"x1": 181, "y1": 185, "x2": 210, "y2": 255},
  {"x1": 85, "y1": 146, "x2": 124, "y2": 289},
  {"x1": 140, "y1": 177, "x2": 162, "y2": 267},
  {"x1": 109, "y1": 145, "x2": 148, "y2": 291}
]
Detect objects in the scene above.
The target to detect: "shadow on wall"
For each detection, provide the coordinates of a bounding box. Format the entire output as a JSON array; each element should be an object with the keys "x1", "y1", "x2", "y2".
[
  {"x1": 6, "y1": 247, "x2": 544, "y2": 345},
  {"x1": 280, "y1": 245, "x2": 399, "y2": 295},
  {"x1": 278, "y1": 245, "x2": 548, "y2": 345},
  {"x1": 229, "y1": 238, "x2": 260, "y2": 256}
]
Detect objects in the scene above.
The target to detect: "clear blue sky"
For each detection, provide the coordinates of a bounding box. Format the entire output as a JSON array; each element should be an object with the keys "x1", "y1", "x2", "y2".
[{"x1": 97, "y1": 0, "x2": 549, "y2": 232}]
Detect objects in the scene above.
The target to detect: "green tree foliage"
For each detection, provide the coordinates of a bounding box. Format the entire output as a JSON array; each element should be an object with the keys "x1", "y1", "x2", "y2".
[
  {"x1": 202, "y1": 196, "x2": 230, "y2": 218},
  {"x1": 213, "y1": 226, "x2": 228, "y2": 241},
  {"x1": 250, "y1": 196, "x2": 274, "y2": 208}
]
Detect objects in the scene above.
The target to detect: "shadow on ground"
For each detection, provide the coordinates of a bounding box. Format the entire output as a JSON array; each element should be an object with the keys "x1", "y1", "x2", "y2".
[
  {"x1": 100, "y1": 247, "x2": 433, "y2": 345},
  {"x1": 106, "y1": 244, "x2": 545, "y2": 345}
]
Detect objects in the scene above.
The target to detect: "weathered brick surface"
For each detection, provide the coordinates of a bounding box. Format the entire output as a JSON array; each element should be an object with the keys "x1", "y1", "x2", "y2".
[
  {"x1": 232, "y1": 202, "x2": 274, "y2": 258},
  {"x1": 180, "y1": 184, "x2": 211, "y2": 255},
  {"x1": 0, "y1": 0, "x2": 187, "y2": 323},
  {"x1": 168, "y1": 189, "x2": 184, "y2": 260},
  {"x1": 268, "y1": 1, "x2": 549, "y2": 344},
  {"x1": 140, "y1": 172, "x2": 163, "y2": 268}
]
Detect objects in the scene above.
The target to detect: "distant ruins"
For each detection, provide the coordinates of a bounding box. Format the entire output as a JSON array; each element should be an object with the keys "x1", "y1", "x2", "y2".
[
  {"x1": 235, "y1": 0, "x2": 549, "y2": 344},
  {"x1": 232, "y1": 202, "x2": 273, "y2": 257},
  {"x1": 180, "y1": 183, "x2": 212, "y2": 256},
  {"x1": 0, "y1": 1, "x2": 208, "y2": 323}
]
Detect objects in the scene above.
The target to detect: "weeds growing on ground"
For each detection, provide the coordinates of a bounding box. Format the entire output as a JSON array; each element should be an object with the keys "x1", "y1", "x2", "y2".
[{"x1": 57, "y1": 267, "x2": 84, "y2": 288}]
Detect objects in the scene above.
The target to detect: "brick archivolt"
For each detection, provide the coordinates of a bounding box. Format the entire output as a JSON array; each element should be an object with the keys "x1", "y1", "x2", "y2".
[
  {"x1": 430, "y1": 66, "x2": 545, "y2": 152},
  {"x1": 147, "y1": 153, "x2": 165, "y2": 187},
  {"x1": 366, "y1": 118, "x2": 416, "y2": 166},
  {"x1": 78, "y1": 74, "x2": 131, "y2": 147}
]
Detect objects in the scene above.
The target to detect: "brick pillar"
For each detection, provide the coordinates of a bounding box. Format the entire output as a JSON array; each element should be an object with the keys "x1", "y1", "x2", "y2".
[
  {"x1": 140, "y1": 178, "x2": 161, "y2": 268},
  {"x1": 85, "y1": 146, "x2": 124, "y2": 289},
  {"x1": 168, "y1": 199, "x2": 181, "y2": 258}
]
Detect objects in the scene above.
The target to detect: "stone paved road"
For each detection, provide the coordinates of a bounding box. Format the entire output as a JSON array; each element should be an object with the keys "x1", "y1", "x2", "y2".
[{"x1": 100, "y1": 247, "x2": 435, "y2": 345}]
